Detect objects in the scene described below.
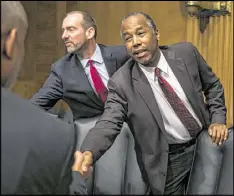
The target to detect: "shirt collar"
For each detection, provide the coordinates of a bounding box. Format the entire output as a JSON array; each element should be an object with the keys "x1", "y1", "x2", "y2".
[{"x1": 78, "y1": 44, "x2": 104, "y2": 68}]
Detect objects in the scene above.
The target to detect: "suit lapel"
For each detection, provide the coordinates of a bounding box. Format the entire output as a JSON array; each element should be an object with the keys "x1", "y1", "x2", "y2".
[
  {"x1": 162, "y1": 49, "x2": 204, "y2": 124},
  {"x1": 71, "y1": 55, "x2": 103, "y2": 107},
  {"x1": 132, "y1": 62, "x2": 166, "y2": 133},
  {"x1": 99, "y1": 44, "x2": 117, "y2": 77}
]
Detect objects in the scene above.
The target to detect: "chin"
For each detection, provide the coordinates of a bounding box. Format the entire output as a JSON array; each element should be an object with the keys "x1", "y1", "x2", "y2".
[
  {"x1": 67, "y1": 49, "x2": 75, "y2": 53},
  {"x1": 132, "y1": 54, "x2": 151, "y2": 65},
  {"x1": 137, "y1": 58, "x2": 151, "y2": 66}
]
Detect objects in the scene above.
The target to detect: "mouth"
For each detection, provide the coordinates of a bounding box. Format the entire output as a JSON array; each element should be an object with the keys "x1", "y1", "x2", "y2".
[
  {"x1": 133, "y1": 49, "x2": 147, "y2": 58},
  {"x1": 65, "y1": 42, "x2": 73, "y2": 47}
]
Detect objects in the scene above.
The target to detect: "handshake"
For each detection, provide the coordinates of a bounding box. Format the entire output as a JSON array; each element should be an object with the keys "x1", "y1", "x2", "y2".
[{"x1": 72, "y1": 151, "x2": 94, "y2": 179}]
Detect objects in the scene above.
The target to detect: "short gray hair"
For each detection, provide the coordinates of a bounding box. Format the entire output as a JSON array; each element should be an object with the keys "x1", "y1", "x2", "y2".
[
  {"x1": 120, "y1": 12, "x2": 157, "y2": 39},
  {"x1": 66, "y1": 11, "x2": 97, "y2": 39}
]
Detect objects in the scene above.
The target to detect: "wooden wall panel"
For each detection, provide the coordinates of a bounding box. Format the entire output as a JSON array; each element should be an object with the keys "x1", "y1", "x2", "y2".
[
  {"x1": 56, "y1": 2, "x2": 67, "y2": 63},
  {"x1": 78, "y1": 1, "x2": 187, "y2": 45},
  {"x1": 186, "y1": 8, "x2": 233, "y2": 127},
  {"x1": 19, "y1": 1, "x2": 37, "y2": 81},
  {"x1": 66, "y1": 1, "x2": 78, "y2": 13}
]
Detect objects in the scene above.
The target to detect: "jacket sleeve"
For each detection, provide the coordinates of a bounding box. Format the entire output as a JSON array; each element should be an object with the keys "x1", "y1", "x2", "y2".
[
  {"x1": 30, "y1": 64, "x2": 63, "y2": 110},
  {"x1": 80, "y1": 77, "x2": 128, "y2": 163},
  {"x1": 69, "y1": 172, "x2": 88, "y2": 195},
  {"x1": 192, "y1": 43, "x2": 227, "y2": 125}
]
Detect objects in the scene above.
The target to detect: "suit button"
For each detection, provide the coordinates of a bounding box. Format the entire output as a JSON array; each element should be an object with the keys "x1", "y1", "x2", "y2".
[{"x1": 161, "y1": 172, "x2": 166, "y2": 176}]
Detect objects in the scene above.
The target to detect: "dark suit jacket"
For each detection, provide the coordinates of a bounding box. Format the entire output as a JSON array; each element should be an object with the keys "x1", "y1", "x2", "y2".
[
  {"x1": 80, "y1": 42, "x2": 226, "y2": 194},
  {"x1": 1, "y1": 88, "x2": 87, "y2": 195},
  {"x1": 30, "y1": 44, "x2": 129, "y2": 120}
]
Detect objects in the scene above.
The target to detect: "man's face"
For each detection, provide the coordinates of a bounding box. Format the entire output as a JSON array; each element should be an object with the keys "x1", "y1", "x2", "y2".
[
  {"x1": 61, "y1": 14, "x2": 87, "y2": 54},
  {"x1": 121, "y1": 15, "x2": 160, "y2": 65}
]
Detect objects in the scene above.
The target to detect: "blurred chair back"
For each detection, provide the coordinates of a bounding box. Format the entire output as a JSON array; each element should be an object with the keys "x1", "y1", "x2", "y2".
[{"x1": 74, "y1": 116, "x2": 148, "y2": 195}]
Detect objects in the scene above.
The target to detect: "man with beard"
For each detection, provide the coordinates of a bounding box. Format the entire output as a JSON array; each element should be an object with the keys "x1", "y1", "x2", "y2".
[
  {"x1": 30, "y1": 11, "x2": 129, "y2": 120},
  {"x1": 78, "y1": 12, "x2": 228, "y2": 195}
]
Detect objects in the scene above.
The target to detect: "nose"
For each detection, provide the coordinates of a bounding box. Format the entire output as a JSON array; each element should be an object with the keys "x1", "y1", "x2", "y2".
[
  {"x1": 61, "y1": 31, "x2": 69, "y2": 40},
  {"x1": 132, "y1": 36, "x2": 141, "y2": 48}
]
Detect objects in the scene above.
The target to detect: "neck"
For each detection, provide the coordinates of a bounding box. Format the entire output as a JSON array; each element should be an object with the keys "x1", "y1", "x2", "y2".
[{"x1": 77, "y1": 39, "x2": 97, "y2": 59}]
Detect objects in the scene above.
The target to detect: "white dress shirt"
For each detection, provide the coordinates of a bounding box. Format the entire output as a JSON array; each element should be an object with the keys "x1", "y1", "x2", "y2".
[
  {"x1": 139, "y1": 51, "x2": 202, "y2": 144},
  {"x1": 78, "y1": 44, "x2": 109, "y2": 94}
]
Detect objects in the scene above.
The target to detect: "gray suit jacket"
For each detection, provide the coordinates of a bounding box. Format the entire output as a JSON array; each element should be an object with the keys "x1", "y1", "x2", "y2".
[
  {"x1": 30, "y1": 44, "x2": 129, "y2": 120},
  {"x1": 80, "y1": 42, "x2": 226, "y2": 194},
  {"x1": 1, "y1": 88, "x2": 87, "y2": 194}
]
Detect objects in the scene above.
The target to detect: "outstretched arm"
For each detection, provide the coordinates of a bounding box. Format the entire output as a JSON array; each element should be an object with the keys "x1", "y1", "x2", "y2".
[{"x1": 80, "y1": 77, "x2": 128, "y2": 163}]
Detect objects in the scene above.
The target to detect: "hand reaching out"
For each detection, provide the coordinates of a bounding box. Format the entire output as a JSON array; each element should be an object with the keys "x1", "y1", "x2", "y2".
[{"x1": 81, "y1": 151, "x2": 93, "y2": 173}]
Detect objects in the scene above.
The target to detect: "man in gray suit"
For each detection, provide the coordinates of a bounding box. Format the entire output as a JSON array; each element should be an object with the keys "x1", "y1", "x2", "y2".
[
  {"x1": 1, "y1": 1, "x2": 90, "y2": 194},
  {"x1": 30, "y1": 11, "x2": 129, "y2": 120},
  {"x1": 78, "y1": 12, "x2": 229, "y2": 194}
]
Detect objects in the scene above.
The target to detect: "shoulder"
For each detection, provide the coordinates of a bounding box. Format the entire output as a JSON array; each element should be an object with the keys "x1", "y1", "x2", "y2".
[
  {"x1": 2, "y1": 88, "x2": 74, "y2": 142},
  {"x1": 99, "y1": 44, "x2": 128, "y2": 58},
  {"x1": 99, "y1": 44, "x2": 126, "y2": 51},
  {"x1": 51, "y1": 53, "x2": 75, "y2": 70},
  {"x1": 160, "y1": 42, "x2": 196, "y2": 52},
  {"x1": 110, "y1": 58, "x2": 135, "y2": 83}
]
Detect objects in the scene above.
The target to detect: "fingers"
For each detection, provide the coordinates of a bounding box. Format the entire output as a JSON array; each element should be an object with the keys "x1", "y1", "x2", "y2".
[
  {"x1": 210, "y1": 126, "x2": 217, "y2": 144},
  {"x1": 74, "y1": 151, "x2": 84, "y2": 166},
  {"x1": 214, "y1": 127, "x2": 221, "y2": 145},
  {"x1": 72, "y1": 151, "x2": 93, "y2": 180},
  {"x1": 82, "y1": 151, "x2": 93, "y2": 172},
  {"x1": 208, "y1": 124, "x2": 228, "y2": 146},
  {"x1": 72, "y1": 151, "x2": 84, "y2": 172},
  {"x1": 224, "y1": 127, "x2": 228, "y2": 141},
  {"x1": 218, "y1": 128, "x2": 225, "y2": 145}
]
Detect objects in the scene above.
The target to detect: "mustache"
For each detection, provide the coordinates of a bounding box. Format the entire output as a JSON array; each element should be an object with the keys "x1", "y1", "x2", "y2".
[
  {"x1": 132, "y1": 49, "x2": 147, "y2": 55},
  {"x1": 64, "y1": 41, "x2": 73, "y2": 45}
]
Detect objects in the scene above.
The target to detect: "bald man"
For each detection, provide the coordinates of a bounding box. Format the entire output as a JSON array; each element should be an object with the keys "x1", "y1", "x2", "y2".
[{"x1": 1, "y1": 1, "x2": 89, "y2": 194}]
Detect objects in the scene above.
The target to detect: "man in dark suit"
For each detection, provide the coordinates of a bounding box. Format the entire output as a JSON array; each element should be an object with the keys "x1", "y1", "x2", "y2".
[
  {"x1": 30, "y1": 11, "x2": 129, "y2": 120},
  {"x1": 1, "y1": 1, "x2": 90, "y2": 194},
  {"x1": 78, "y1": 12, "x2": 229, "y2": 195}
]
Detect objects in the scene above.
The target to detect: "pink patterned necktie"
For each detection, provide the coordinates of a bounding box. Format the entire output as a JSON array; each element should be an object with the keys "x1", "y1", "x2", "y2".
[
  {"x1": 155, "y1": 67, "x2": 200, "y2": 138},
  {"x1": 88, "y1": 60, "x2": 108, "y2": 103}
]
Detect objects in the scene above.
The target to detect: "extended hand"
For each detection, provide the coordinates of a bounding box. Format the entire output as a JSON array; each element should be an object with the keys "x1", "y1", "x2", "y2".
[
  {"x1": 72, "y1": 151, "x2": 93, "y2": 179},
  {"x1": 208, "y1": 123, "x2": 228, "y2": 146},
  {"x1": 81, "y1": 151, "x2": 93, "y2": 173}
]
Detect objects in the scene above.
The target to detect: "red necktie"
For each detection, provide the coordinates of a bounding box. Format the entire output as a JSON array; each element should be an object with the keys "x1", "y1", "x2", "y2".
[
  {"x1": 155, "y1": 67, "x2": 200, "y2": 138},
  {"x1": 88, "y1": 60, "x2": 108, "y2": 103}
]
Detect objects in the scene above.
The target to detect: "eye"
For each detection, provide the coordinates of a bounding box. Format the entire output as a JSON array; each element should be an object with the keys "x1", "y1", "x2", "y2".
[
  {"x1": 125, "y1": 36, "x2": 132, "y2": 42},
  {"x1": 138, "y1": 32, "x2": 145, "y2": 36},
  {"x1": 66, "y1": 27, "x2": 76, "y2": 32}
]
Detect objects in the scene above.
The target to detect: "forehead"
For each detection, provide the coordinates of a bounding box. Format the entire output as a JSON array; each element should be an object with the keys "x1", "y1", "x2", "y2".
[
  {"x1": 121, "y1": 15, "x2": 149, "y2": 32},
  {"x1": 62, "y1": 13, "x2": 83, "y2": 28}
]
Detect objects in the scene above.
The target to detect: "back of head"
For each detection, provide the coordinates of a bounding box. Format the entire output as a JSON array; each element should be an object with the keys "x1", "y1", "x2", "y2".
[{"x1": 1, "y1": 1, "x2": 28, "y2": 88}]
